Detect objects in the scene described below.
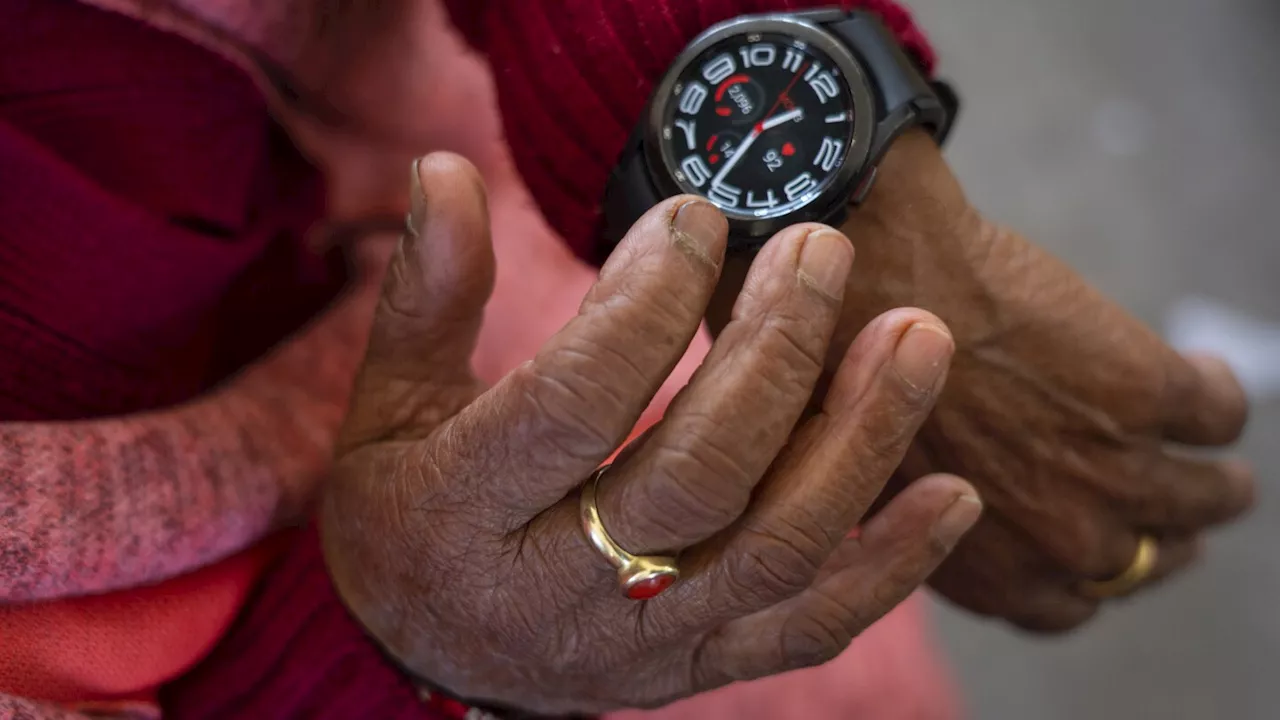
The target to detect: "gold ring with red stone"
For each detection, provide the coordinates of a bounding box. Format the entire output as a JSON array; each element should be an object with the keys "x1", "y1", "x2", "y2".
[{"x1": 579, "y1": 465, "x2": 680, "y2": 600}]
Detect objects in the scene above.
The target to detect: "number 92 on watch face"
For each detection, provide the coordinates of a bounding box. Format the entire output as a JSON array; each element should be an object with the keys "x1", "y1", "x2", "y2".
[{"x1": 657, "y1": 31, "x2": 857, "y2": 220}]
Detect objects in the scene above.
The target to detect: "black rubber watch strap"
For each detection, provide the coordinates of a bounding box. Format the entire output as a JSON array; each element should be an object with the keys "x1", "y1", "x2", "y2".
[
  {"x1": 597, "y1": 8, "x2": 960, "y2": 263},
  {"x1": 598, "y1": 125, "x2": 661, "y2": 264},
  {"x1": 825, "y1": 11, "x2": 952, "y2": 159}
]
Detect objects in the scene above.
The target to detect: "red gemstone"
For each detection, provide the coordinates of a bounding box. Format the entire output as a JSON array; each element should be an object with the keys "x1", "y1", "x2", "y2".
[{"x1": 626, "y1": 574, "x2": 675, "y2": 600}]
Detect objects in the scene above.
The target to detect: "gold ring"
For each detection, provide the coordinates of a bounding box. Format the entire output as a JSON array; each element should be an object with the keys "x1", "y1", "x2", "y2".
[
  {"x1": 579, "y1": 466, "x2": 680, "y2": 600},
  {"x1": 1079, "y1": 535, "x2": 1159, "y2": 598}
]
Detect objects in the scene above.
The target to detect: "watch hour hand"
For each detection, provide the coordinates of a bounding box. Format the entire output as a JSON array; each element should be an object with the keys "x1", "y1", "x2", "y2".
[
  {"x1": 708, "y1": 107, "x2": 804, "y2": 188},
  {"x1": 760, "y1": 108, "x2": 805, "y2": 132}
]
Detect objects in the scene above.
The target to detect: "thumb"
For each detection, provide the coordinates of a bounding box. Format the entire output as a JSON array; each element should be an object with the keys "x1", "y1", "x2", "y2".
[{"x1": 341, "y1": 153, "x2": 496, "y2": 449}]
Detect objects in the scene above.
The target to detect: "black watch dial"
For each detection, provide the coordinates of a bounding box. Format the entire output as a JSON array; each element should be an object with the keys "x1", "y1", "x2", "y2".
[{"x1": 656, "y1": 31, "x2": 858, "y2": 221}]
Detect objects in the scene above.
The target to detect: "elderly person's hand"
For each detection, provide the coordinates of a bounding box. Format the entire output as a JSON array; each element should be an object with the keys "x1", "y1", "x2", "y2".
[
  {"x1": 321, "y1": 154, "x2": 981, "y2": 715},
  {"x1": 709, "y1": 130, "x2": 1255, "y2": 633}
]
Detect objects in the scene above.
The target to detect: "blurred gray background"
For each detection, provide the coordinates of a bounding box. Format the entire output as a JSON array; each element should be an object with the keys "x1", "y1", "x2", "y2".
[{"x1": 909, "y1": 0, "x2": 1280, "y2": 718}]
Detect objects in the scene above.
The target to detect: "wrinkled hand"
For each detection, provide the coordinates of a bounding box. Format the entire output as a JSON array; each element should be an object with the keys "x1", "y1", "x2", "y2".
[
  {"x1": 710, "y1": 130, "x2": 1255, "y2": 633},
  {"x1": 321, "y1": 154, "x2": 981, "y2": 714}
]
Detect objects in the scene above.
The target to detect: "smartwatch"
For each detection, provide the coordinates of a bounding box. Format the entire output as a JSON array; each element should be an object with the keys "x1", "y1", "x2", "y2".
[{"x1": 601, "y1": 8, "x2": 959, "y2": 256}]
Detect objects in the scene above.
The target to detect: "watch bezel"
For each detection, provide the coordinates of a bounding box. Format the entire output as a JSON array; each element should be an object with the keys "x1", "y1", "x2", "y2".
[{"x1": 643, "y1": 14, "x2": 876, "y2": 241}]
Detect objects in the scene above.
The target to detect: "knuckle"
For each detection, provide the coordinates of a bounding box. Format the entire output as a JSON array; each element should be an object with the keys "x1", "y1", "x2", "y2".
[
  {"x1": 864, "y1": 418, "x2": 916, "y2": 468},
  {"x1": 552, "y1": 333, "x2": 651, "y2": 403},
  {"x1": 1149, "y1": 355, "x2": 1186, "y2": 410},
  {"x1": 1126, "y1": 448, "x2": 1257, "y2": 528},
  {"x1": 757, "y1": 309, "x2": 828, "y2": 383},
  {"x1": 780, "y1": 608, "x2": 849, "y2": 669},
  {"x1": 660, "y1": 414, "x2": 759, "y2": 484},
  {"x1": 726, "y1": 525, "x2": 825, "y2": 604},
  {"x1": 1022, "y1": 490, "x2": 1123, "y2": 579},
  {"x1": 873, "y1": 556, "x2": 930, "y2": 609},
  {"x1": 1118, "y1": 448, "x2": 1229, "y2": 528},
  {"x1": 852, "y1": 389, "x2": 938, "y2": 470},
  {"x1": 608, "y1": 261, "x2": 708, "y2": 334},
  {"x1": 1106, "y1": 447, "x2": 1164, "y2": 511},
  {"x1": 639, "y1": 444, "x2": 751, "y2": 536},
  {"x1": 517, "y1": 365, "x2": 619, "y2": 465},
  {"x1": 756, "y1": 509, "x2": 836, "y2": 565},
  {"x1": 855, "y1": 404, "x2": 921, "y2": 472},
  {"x1": 377, "y1": 260, "x2": 423, "y2": 325},
  {"x1": 1065, "y1": 530, "x2": 1125, "y2": 580}
]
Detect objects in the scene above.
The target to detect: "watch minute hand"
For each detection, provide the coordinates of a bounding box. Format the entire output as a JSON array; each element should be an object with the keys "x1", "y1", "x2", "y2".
[{"x1": 709, "y1": 126, "x2": 761, "y2": 187}]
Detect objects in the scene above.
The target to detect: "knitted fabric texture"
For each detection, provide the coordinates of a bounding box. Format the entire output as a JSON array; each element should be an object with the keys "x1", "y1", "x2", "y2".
[
  {"x1": 0, "y1": 0, "x2": 343, "y2": 710},
  {"x1": 441, "y1": 0, "x2": 936, "y2": 261}
]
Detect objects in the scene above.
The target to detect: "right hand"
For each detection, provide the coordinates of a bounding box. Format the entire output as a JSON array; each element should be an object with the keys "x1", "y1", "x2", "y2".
[
  {"x1": 809, "y1": 131, "x2": 1254, "y2": 631},
  {"x1": 320, "y1": 154, "x2": 981, "y2": 715}
]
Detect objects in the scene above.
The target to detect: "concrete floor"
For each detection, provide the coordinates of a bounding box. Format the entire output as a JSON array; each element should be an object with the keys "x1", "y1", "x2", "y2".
[{"x1": 906, "y1": 1, "x2": 1280, "y2": 718}]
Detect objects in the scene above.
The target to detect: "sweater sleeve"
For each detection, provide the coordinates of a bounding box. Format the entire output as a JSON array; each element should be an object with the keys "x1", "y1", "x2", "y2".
[
  {"x1": 158, "y1": 524, "x2": 592, "y2": 720},
  {"x1": 157, "y1": 525, "x2": 445, "y2": 720},
  {"x1": 440, "y1": 0, "x2": 937, "y2": 263}
]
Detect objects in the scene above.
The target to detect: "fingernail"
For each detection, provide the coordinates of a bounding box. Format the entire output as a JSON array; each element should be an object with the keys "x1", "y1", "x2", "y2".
[
  {"x1": 893, "y1": 322, "x2": 954, "y2": 393},
  {"x1": 797, "y1": 229, "x2": 854, "y2": 299},
  {"x1": 672, "y1": 200, "x2": 725, "y2": 267},
  {"x1": 407, "y1": 157, "x2": 427, "y2": 239},
  {"x1": 933, "y1": 494, "x2": 983, "y2": 551}
]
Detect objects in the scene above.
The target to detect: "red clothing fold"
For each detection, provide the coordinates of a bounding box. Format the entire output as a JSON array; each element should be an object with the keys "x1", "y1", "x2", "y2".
[{"x1": 159, "y1": 525, "x2": 433, "y2": 720}]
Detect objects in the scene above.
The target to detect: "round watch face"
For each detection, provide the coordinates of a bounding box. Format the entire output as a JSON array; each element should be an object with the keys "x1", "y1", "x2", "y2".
[{"x1": 648, "y1": 18, "x2": 874, "y2": 231}]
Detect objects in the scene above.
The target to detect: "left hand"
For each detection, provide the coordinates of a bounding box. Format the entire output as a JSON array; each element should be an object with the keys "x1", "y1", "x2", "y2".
[{"x1": 706, "y1": 130, "x2": 1256, "y2": 632}]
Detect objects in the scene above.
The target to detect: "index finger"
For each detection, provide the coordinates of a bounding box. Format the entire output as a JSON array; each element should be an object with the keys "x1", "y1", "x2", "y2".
[{"x1": 443, "y1": 198, "x2": 729, "y2": 520}]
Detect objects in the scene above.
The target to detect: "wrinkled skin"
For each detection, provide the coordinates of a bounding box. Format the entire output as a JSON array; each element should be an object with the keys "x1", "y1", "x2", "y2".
[
  {"x1": 707, "y1": 130, "x2": 1256, "y2": 632},
  {"x1": 144, "y1": 0, "x2": 1254, "y2": 639},
  {"x1": 321, "y1": 154, "x2": 983, "y2": 715}
]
